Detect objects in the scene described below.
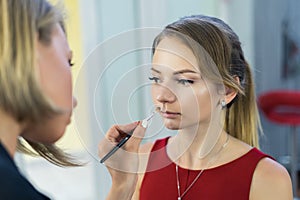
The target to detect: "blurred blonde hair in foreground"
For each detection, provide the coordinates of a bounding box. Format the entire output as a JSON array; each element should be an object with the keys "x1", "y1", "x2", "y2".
[{"x1": 0, "y1": 0, "x2": 78, "y2": 166}]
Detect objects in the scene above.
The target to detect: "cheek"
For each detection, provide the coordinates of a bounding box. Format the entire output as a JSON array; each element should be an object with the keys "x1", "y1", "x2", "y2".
[
  {"x1": 23, "y1": 113, "x2": 70, "y2": 143},
  {"x1": 38, "y1": 54, "x2": 73, "y2": 110},
  {"x1": 178, "y1": 86, "x2": 211, "y2": 117},
  {"x1": 198, "y1": 87, "x2": 211, "y2": 110}
]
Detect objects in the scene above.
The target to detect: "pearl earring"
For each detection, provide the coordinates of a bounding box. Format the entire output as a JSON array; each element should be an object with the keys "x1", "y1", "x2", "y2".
[{"x1": 221, "y1": 100, "x2": 226, "y2": 109}]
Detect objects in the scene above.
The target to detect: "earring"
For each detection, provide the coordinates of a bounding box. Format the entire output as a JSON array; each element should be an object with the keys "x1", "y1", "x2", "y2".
[{"x1": 221, "y1": 100, "x2": 226, "y2": 109}]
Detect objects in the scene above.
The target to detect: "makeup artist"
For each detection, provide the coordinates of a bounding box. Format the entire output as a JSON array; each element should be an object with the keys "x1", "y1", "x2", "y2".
[{"x1": 0, "y1": 0, "x2": 146, "y2": 199}]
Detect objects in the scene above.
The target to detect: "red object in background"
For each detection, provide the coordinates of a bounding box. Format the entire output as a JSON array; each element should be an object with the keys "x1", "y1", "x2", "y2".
[
  {"x1": 258, "y1": 90, "x2": 300, "y2": 125},
  {"x1": 258, "y1": 90, "x2": 300, "y2": 197}
]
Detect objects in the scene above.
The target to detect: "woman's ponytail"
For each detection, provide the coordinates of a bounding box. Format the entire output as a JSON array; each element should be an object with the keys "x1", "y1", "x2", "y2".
[{"x1": 225, "y1": 60, "x2": 261, "y2": 148}]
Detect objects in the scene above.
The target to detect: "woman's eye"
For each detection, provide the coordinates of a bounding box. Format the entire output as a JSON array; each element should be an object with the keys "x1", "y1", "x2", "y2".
[
  {"x1": 177, "y1": 79, "x2": 194, "y2": 86},
  {"x1": 148, "y1": 76, "x2": 160, "y2": 83},
  {"x1": 68, "y1": 59, "x2": 75, "y2": 67}
]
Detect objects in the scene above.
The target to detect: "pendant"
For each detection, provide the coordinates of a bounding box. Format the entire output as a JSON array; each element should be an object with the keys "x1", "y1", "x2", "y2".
[{"x1": 178, "y1": 197, "x2": 181, "y2": 200}]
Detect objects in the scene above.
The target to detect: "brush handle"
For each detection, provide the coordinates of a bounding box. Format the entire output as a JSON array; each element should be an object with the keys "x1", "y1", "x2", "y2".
[{"x1": 100, "y1": 134, "x2": 131, "y2": 163}]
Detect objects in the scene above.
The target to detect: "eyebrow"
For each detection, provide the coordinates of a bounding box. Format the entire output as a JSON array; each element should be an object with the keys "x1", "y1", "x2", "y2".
[{"x1": 151, "y1": 68, "x2": 198, "y2": 75}]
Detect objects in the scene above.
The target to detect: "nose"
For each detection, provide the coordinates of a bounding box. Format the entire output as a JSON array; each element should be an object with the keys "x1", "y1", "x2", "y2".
[{"x1": 155, "y1": 85, "x2": 176, "y2": 104}]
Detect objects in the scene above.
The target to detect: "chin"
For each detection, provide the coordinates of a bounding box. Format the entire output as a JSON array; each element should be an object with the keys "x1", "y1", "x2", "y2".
[
  {"x1": 43, "y1": 117, "x2": 70, "y2": 143},
  {"x1": 46, "y1": 126, "x2": 66, "y2": 143},
  {"x1": 25, "y1": 126, "x2": 66, "y2": 144},
  {"x1": 164, "y1": 122, "x2": 180, "y2": 130},
  {"x1": 23, "y1": 114, "x2": 69, "y2": 144}
]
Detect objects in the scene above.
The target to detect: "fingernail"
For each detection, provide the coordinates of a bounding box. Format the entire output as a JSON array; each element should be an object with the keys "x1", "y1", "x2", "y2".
[{"x1": 141, "y1": 119, "x2": 148, "y2": 128}]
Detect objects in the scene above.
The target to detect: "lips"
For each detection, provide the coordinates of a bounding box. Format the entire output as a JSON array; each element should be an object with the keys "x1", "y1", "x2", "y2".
[{"x1": 161, "y1": 110, "x2": 181, "y2": 119}]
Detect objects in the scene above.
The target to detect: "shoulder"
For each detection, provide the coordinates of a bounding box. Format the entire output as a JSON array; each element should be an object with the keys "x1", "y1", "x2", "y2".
[
  {"x1": 0, "y1": 158, "x2": 49, "y2": 199},
  {"x1": 0, "y1": 155, "x2": 23, "y2": 186},
  {"x1": 228, "y1": 138, "x2": 293, "y2": 199},
  {"x1": 250, "y1": 156, "x2": 293, "y2": 200}
]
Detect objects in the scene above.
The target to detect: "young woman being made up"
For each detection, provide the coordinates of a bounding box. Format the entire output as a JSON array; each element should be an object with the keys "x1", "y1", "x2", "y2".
[{"x1": 132, "y1": 15, "x2": 293, "y2": 200}]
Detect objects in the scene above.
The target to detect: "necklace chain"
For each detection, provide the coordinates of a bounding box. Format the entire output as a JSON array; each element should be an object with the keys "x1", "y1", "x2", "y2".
[{"x1": 175, "y1": 134, "x2": 229, "y2": 200}]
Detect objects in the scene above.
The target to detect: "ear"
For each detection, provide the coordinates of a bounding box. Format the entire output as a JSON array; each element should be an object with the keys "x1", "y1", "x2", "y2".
[{"x1": 225, "y1": 76, "x2": 240, "y2": 105}]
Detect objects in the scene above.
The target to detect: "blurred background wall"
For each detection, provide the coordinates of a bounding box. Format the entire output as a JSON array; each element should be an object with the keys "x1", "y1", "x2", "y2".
[{"x1": 15, "y1": 0, "x2": 300, "y2": 199}]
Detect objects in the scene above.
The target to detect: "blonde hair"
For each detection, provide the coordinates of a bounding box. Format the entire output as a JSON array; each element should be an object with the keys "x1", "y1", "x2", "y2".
[
  {"x1": 153, "y1": 15, "x2": 260, "y2": 148},
  {"x1": 0, "y1": 0, "x2": 78, "y2": 166}
]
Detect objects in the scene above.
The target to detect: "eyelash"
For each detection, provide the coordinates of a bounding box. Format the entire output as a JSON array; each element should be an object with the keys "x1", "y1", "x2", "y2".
[
  {"x1": 68, "y1": 59, "x2": 74, "y2": 67},
  {"x1": 176, "y1": 79, "x2": 194, "y2": 85},
  {"x1": 149, "y1": 76, "x2": 194, "y2": 86},
  {"x1": 148, "y1": 76, "x2": 160, "y2": 83}
]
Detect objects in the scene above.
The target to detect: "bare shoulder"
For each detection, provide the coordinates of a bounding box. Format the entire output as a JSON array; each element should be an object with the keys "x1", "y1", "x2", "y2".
[
  {"x1": 250, "y1": 157, "x2": 293, "y2": 200},
  {"x1": 228, "y1": 137, "x2": 293, "y2": 199}
]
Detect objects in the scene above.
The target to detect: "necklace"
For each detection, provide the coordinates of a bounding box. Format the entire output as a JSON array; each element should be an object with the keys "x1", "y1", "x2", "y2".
[{"x1": 175, "y1": 134, "x2": 230, "y2": 200}]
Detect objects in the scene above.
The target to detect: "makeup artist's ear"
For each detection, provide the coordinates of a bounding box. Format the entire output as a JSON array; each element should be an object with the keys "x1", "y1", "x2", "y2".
[{"x1": 225, "y1": 76, "x2": 239, "y2": 105}]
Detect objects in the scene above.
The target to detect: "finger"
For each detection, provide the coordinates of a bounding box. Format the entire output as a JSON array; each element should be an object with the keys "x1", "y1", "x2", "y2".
[
  {"x1": 106, "y1": 122, "x2": 137, "y2": 141},
  {"x1": 103, "y1": 122, "x2": 140, "y2": 148},
  {"x1": 125, "y1": 121, "x2": 146, "y2": 152},
  {"x1": 98, "y1": 121, "x2": 143, "y2": 161},
  {"x1": 105, "y1": 125, "x2": 120, "y2": 143},
  {"x1": 116, "y1": 121, "x2": 139, "y2": 134}
]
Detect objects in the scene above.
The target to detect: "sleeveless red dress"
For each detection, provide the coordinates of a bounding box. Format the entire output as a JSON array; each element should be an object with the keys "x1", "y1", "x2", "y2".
[{"x1": 140, "y1": 137, "x2": 272, "y2": 200}]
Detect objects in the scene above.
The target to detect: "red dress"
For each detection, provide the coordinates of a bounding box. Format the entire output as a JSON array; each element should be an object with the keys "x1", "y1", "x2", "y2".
[{"x1": 140, "y1": 137, "x2": 272, "y2": 200}]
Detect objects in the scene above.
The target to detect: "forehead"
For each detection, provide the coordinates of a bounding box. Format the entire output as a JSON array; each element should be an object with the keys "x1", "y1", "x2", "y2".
[{"x1": 152, "y1": 37, "x2": 199, "y2": 73}]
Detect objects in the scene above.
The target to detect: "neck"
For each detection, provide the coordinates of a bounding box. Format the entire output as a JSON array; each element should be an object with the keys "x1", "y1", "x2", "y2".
[
  {"x1": 0, "y1": 110, "x2": 22, "y2": 157},
  {"x1": 168, "y1": 122, "x2": 229, "y2": 169}
]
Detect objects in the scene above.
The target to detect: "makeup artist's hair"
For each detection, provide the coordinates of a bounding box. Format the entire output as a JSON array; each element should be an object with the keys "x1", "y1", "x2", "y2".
[
  {"x1": 152, "y1": 15, "x2": 260, "y2": 147},
  {"x1": 0, "y1": 0, "x2": 79, "y2": 166}
]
